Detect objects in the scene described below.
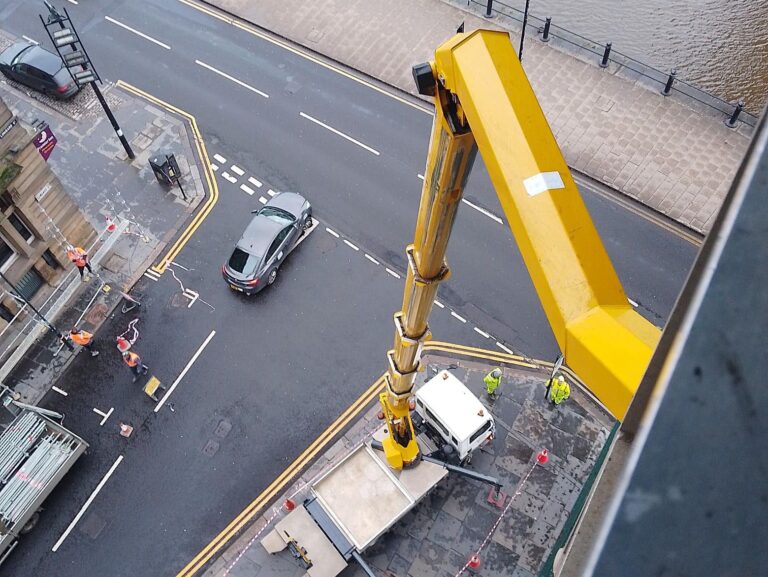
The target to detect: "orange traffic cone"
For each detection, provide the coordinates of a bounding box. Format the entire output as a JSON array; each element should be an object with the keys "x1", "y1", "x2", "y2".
[
  {"x1": 283, "y1": 499, "x2": 297, "y2": 512},
  {"x1": 468, "y1": 554, "x2": 481, "y2": 570},
  {"x1": 119, "y1": 423, "x2": 134, "y2": 437},
  {"x1": 106, "y1": 216, "x2": 117, "y2": 233}
]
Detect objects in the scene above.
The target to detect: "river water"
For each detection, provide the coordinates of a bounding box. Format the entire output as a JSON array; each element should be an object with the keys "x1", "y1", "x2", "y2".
[{"x1": 526, "y1": 0, "x2": 768, "y2": 113}]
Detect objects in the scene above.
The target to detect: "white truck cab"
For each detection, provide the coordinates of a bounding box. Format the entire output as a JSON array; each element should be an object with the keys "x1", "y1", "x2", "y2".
[{"x1": 414, "y1": 370, "x2": 495, "y2": 462}]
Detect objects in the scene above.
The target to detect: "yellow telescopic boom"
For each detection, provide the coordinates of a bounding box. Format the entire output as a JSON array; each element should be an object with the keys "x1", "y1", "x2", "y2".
[{"x1": 380, "y1": 30, "x2": 660, "y2": 470}]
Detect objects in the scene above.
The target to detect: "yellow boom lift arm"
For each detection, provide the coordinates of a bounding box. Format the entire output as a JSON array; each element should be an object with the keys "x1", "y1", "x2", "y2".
[{"x1": 380, "y1": 30, "x2": 660, "y2": 470}]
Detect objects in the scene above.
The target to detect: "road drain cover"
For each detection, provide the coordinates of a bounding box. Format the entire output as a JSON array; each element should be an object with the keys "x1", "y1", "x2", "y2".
[{"x1": 203, "y1": 440, "x2": 220, "y2": 457}]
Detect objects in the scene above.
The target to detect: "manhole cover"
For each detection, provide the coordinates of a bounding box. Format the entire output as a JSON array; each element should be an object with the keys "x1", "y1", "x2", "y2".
[
  {"x1": 214, "y1": 420, "x2": 232, "y2": 438},
  {"x1": 84, "y1": 303, "x2": 108, "y2": 325},
  {"x1": 202, "y1": 440, "x2": 220, "y2": 457}
]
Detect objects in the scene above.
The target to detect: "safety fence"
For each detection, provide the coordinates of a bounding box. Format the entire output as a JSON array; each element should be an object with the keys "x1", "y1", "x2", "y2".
[{"x1": 466, "y1": 0, "x2": 758, "y2": 128}]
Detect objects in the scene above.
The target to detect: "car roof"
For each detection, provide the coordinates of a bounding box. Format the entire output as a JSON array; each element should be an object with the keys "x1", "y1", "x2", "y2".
[
  {"x1": 21, "y1": 45, "x2": 63, "y2": 75},
  {"x1": 237, "y1": 215, "x2": 283, "y2": 254}
]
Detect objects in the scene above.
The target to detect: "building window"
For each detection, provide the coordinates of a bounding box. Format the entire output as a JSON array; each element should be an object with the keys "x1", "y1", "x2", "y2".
[
  {"x1": 8, "y1": 213, "x2": 33, "y2": 243},
  {"x1": 0, "y1": 303, "x2": 14, "y2": 323},
  {"x1": 0, "y1": 192, "x2": 12, "y2": 212},
  {"x1": 14, "y1": 268, "x2": 44, "y2": 301},
  {"x1": 41, "y1": 249, "x2": 60, "y2": 269},
  {"x1": 0, "y1": 237, "x2": 15, "y2": 271}
]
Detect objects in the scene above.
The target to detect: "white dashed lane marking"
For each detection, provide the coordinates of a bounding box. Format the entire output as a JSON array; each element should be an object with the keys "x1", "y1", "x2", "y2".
[
  {"x1": 343, "y1": 240, "x2": 359, "y2": 251},
  {"x1": 628, "y1": 298, "x2": 639, "y2": 307},
  {"x1": 105, "y1": 16, "x2": 171, "y2": 50},
  {"x1": 22, "y1": 35, "x2": 39, "y2": 45},
  {"x1": 52, "y1": 386, "x2": 68, "y2": 396},
  {"x1": 451, "y1": 311, "x2": 467, "y2": 323},
  {"x1": 231, "y1": 165, "x2": 245, "y2": 176},
  {"x1": 248, "y1": 177, "x2": 262, "y2": 188},
  {"x1": 214, "y1": 154, "x2": 227, "y2": 164},
  {"x1": 258, "y1": 196, "x2": 267, "y2": 204},
  {"x1": 326, "y1": 228, "x2": 340, "y2": 238},
  {"x1": 474, "y1": 327, "x2": 491, "y2": 339},
  {"x1": 210, "y1": 163, "x2": 218, "y2": 171},
  {"x1": 299, "y1": 112, "x2": 380, "y2": 156},
  {"x1": 267, "y1": 189, "x2": 276, "y2": 197},
  {"x1": 240, "y1": 184, "x2": 255, "y2": 196},
  {"x1": 385, "y1": 268, "x2": 401, "y2": 279},
  {"x1": 434, "y1": 300, "x2": 445, "y2": 308},
  {"x1": 221, "y1": 172, "x2": 237, "y2": 184},
  {"x1": 195, "y1": 60, "x2": 269, "y2": 98},
  {"x1": 364, "y1": 254, "x2": 380, "y2": 265},
  {"x1": 496, "y1": 342, "x2": 515, "y2": 355}
]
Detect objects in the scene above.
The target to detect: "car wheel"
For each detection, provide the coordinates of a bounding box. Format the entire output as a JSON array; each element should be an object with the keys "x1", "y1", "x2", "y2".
[
  {"x1": 303, "y1": 214, "x2": 313, "y2": 231},
  {"x1": 267, "y1": 269, "x2": 277, "y2": 285}
]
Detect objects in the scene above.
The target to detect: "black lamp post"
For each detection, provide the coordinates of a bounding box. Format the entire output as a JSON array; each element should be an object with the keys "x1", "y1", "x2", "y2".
[
  {"x1": 40, "y1": 2, "x2": 134, "y2": 160},
  {"x1": 0, "y1": 270, "x2": 73, "y2": 351},
  {"x1": 519, "y1": 0, "x2": 532, "y2": 61}
]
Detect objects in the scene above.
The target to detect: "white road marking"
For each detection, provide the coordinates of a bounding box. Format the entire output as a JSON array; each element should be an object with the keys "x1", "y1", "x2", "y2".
[
  {"x1": 258, "y1": 196, "x2": 267, "y2": 204},
  {"x1": 299, "y1": 112, "x2": 380, "y2": 156},
  {"x1": 364, "y1": 254, "x2": 380, "y2": 265},
  {"x1": 92, "y1": 407, "x2": 114, "y2": 427},
  {"x1": 155, "y1": 330, "x2": 216, "y2": 413},
  {"x1": 143, "y1": 272, "x2": 158, "y2": 281},
  {"x1": 210, "y1": 163, "x2": 218, "y2": 171},
  {"x1": 326, "y1": 227, "x2": 340, "y2": 238},
  {"x1": 418, "y1": 173, "x2": 425, "y2": 180},
  {"x1": 221, "y1": 171, "x2": 237, "y2": 184},
  {"x1": 462, "y1": 198, "x2": 503, "y2": 224},
  {"x1": 434, "y1": 300, "x2": 445, "y2": 308},
  {"x1": 248, "y1": 177, "x2": 263, "y2": 188},
  {"x1": 22, "y1": 35, "x2": 39, "y2": 45},
  {"x1": 66, "y1": 0, "x2": 78, "y2": 4},
  {"x1": 195, "y1": 60, "x2": 269, "y2": 98},
  {"x1": 343, "y1": 239, "x2": 359, "y2": 251},
  {"x1": 183, "y1": 289, "x2": 200, "y2": 308},
  {"x1": 474, "y1": 327, "x2": 491, "y2": 339},
  {"x1": 385, "y1": 268, "x2": 401, "y2": 279},
  {"x1": 451, "y1": 311, "x2": 467, "y2": 323},
  {"x1": 240, "y1": 184, "x2": 255, "y2": 195},
  {"x1": 230, "y1": 165, "x2": 244, "y2": 176},
  {"x1": 52, "y1": 386, "x2": 68, "y2": 396},
  {"x1": 213, "y1": 154, "x2": 227, "y2": 164},
  {"x1": 52, "y1": 455, "x2": 123, "y2": 552},
  {"x1": 496, "y1": 342, "x2": 515, "y2": 355},
  {"x1": 167, "y1": 261, "x2": 190, "y2": 271},
  {"x1": 628, "y1": 298, "x2": 639, "y2": 307},
  {"x1": 267, "y1": 189, "x2": 276, "y2": 196},
  {"x1": 104, "y1": 16, "x2": 171, "y2": 50}
]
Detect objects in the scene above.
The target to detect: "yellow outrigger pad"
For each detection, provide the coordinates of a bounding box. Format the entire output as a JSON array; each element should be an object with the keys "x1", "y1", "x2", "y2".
[{"x1": 143, "y1": 376, "x2": 165, "y2": 401}]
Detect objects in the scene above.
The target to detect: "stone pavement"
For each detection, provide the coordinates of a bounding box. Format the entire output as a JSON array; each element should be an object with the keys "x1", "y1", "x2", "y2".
[
  {"x1": 0, "y1": 30, "x2": 208, "y2": 403},
  {"x1": 205, "y1": 0, "x2": 751, "y2": 233},
  {"x1": 205, "y1": 352, "x2": 615, "y2": 577}
]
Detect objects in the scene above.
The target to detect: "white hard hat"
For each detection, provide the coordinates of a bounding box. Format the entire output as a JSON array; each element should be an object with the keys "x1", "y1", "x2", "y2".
[{"x1": 491, "y1": 368, "x2": 502, "y2": 378}]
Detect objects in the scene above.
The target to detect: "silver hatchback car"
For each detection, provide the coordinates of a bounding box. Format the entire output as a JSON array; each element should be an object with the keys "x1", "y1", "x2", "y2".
[{"x1": 222, "y1": 192, "x2": 312, "y2": 295}]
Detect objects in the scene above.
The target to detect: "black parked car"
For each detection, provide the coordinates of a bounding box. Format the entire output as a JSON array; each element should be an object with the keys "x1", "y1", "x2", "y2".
[
  {"x1": 223, "y1": 192, "x2": 313, "y2": 295},
  {"x1": 0, "y1": 42, "x2": 79, "y2": 99}
]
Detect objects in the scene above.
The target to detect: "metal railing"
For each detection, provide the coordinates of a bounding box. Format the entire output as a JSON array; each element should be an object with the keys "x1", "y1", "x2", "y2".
[{"x1": 470, "y1": 0, "x2": 758, "y2": 128}]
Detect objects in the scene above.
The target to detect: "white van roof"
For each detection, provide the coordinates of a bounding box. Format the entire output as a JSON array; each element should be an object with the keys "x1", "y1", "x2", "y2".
[{"x1": 416, "y1": 370, "x2": 492, "y2": 442}]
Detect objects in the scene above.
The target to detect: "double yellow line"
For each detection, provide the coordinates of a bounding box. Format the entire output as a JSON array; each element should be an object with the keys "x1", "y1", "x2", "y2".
[
  {"x1": 115, "y1": 80, "x2": 219, "y2": 273},
  {"x1": 175, "y1": 374, "x2": 387, "y2": 577}
]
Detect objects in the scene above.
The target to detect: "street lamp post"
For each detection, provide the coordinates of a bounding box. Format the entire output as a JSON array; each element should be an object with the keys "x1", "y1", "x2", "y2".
[
  {"x1": 519, "y1": 0, "x2": 532, "y2": 61},
  {"x1": 40, "y1": 2, "x2": 135, "y2": 160},
  {"x1": 0, "y1": 270, "x2": 73, "y2": 351}
]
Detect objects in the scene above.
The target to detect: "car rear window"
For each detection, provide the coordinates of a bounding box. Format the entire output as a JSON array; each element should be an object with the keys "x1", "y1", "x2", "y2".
[{"x1": 228, "y1": 248, "x2": 251, "y2": 273}]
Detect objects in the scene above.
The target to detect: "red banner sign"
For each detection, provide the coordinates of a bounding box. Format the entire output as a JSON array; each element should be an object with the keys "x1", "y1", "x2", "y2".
[{"x1": 33, "y1": 126, "x2": 57, "y2": 161}]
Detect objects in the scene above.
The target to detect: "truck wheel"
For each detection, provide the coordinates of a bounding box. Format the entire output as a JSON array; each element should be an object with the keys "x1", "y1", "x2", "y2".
[{"x1": 19, "y1": 511, "x2": 40, "y2": 535}]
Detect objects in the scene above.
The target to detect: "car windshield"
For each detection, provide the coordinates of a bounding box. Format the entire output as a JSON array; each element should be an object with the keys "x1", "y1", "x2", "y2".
[
  {"x1": 228, "y1": 247, "x2": 261, "y2": 274},
  {"x1": 259, "y1": 206, "x2": 294, "y2": 226},
  {"x1": 10, "y1": 46, "x2": 33, "y2": 66}
]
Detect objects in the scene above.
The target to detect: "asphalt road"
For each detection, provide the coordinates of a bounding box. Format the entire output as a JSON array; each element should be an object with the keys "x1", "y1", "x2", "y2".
[{"x1": 0, "y1": 1, "x2": 699, "y2": 576}]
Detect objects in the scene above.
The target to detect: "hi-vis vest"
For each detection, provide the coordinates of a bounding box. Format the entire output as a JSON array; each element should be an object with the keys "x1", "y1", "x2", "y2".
[
  {"x1": 70, "y1": 330, "x2": 92, "y2": 346},
  {"x1": 547, "y1": 375, "x2": 570, "y2": 405},
  {"x1": 124, "y1": 352, "x2": 140, "y2": 367}
]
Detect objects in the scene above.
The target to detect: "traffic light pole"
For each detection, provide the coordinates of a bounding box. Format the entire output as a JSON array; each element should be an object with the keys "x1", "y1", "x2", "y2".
[{"x1": 0, "y1": 270, "x2": 74, "y2": 351}]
